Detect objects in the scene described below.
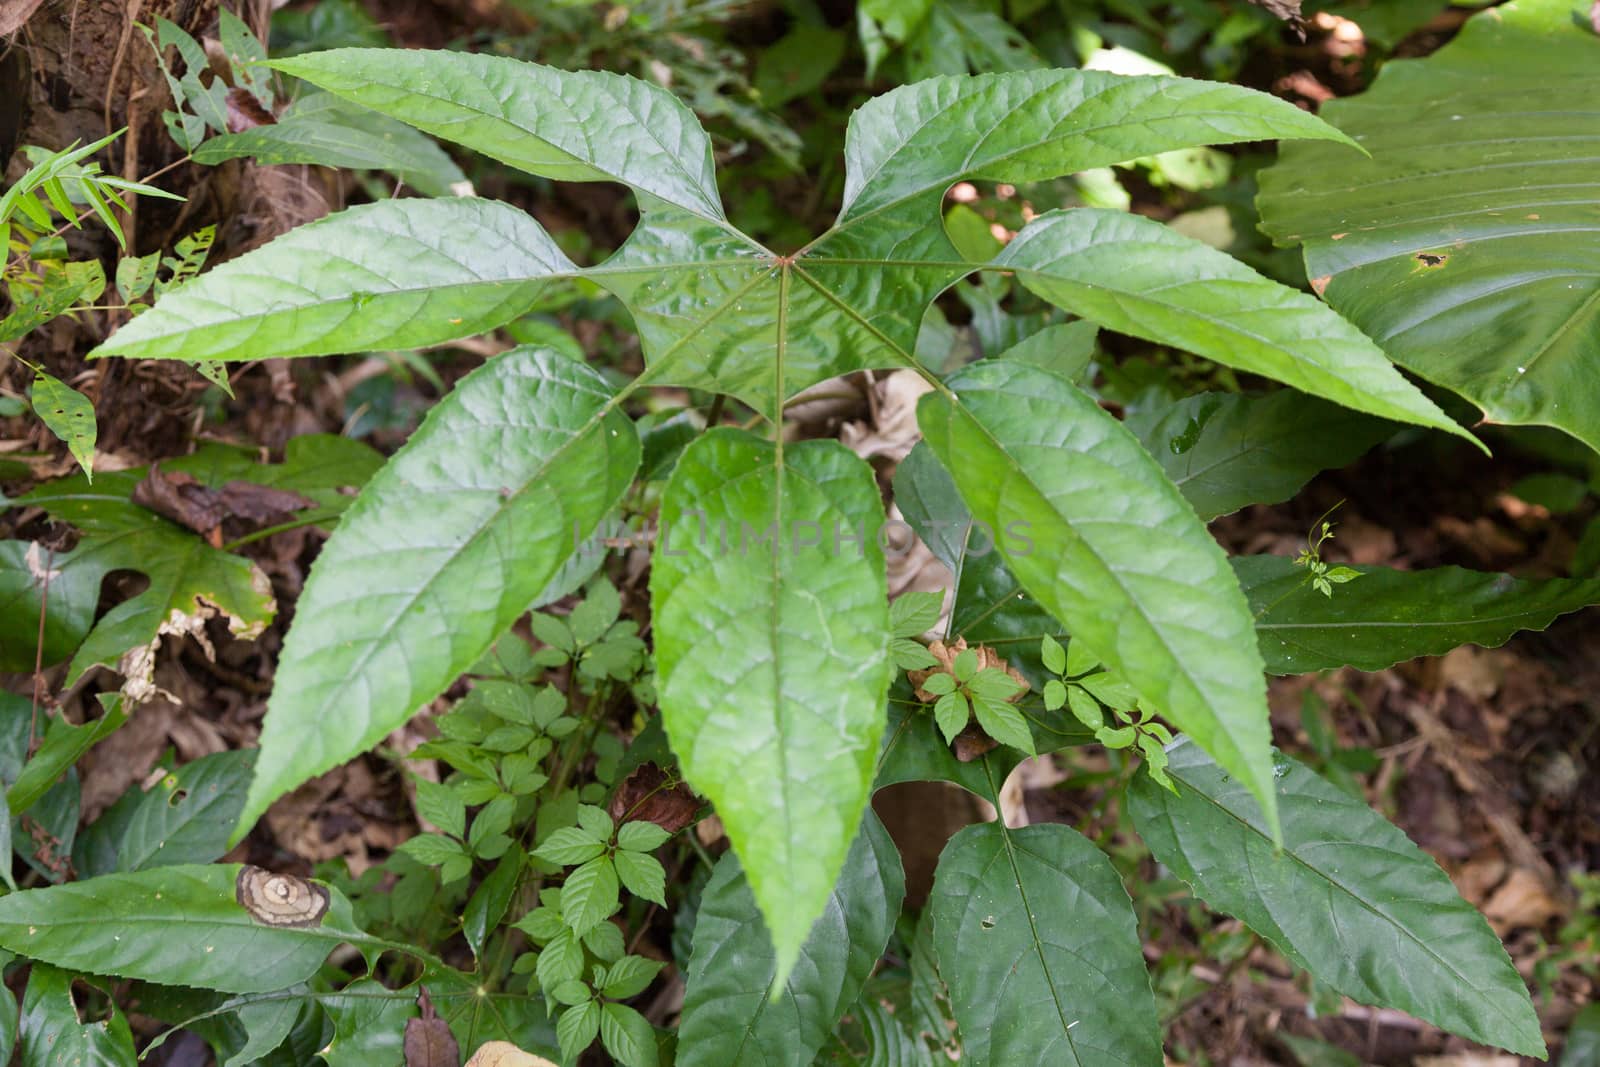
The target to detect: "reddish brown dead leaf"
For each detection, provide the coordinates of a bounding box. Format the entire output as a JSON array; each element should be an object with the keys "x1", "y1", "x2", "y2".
[
  {"x1": 226, "y1": 88, "x2": 276, "y2": 132},
  {"x1": 405, "y1": 988, "x2": 460, "y2": 1067},
  {"x1": 132, "y1": 464, "x2": 314, "y2": 546},
  {"x1": 609, "y1": 762, "x2": 700, "y2": 833}
]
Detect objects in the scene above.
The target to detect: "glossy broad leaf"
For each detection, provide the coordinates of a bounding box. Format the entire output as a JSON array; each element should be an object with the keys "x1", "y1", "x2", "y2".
[
  {"x1": 1129, "y1": 738, "x2": 1544, "y2": 1056},
  {"x1": 652, "y1": 429, "x2": 892, "y2": 986},
  {"x1": 236, "y1": 348, "x2": 639, "y2": 838},
  {"x1": 89, "y1": 198, "x2": 576, "y2": 363},
  {"x1": 1258, "y1": 0, "x2": 1600, "y2": 450},
  {"x1": 1237, "y1": 554, "x2": 1600, "y2": 674},
  {"x1": 0, "y1": 865, "x2": 367, "y2": 994},
  {"x1": 994, "y1": 210, "x2": 1474, "y2": 444},
  {"x1": 677, "y1": 811, "x2": 904, "y2": 1067},
  {"x1": 1125, "y1": 390, "x2": 1395, "y2": 521},
  {"x1": 929, "y1": 821, "x2": 1160, "y2": 1066},
  {"x1": 918, "y1": 361, "x2": 1278, "y2": 836}
]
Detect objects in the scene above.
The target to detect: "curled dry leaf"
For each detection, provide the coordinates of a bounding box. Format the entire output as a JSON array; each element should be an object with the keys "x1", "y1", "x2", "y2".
[
  {"x1": 608, "y1": 761, "x2": 700, "y2": 833},
  {"x1": 132, "y1": 464, "x2": 315, "y2": 547},
  {"x1": 0, "y1": 0, "x2": 46, "y2": 36},
  {"x1": 463, "y1": 1041, "x2": 557, "y2": 1067}
]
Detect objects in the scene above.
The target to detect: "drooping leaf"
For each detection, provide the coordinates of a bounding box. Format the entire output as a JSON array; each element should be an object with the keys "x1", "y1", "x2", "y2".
[
  {"x1": 1237, "y1": 554, "x2": 1600, "y2": 673},
  {"x1": 653, "y1": 430, "x2": 892, "y2": 986},
  {"x1": 28, "y1": 371, "x2": 96, "y2": 480},
  {"x1": 677, "y1": 811, "x2": 904, "y2": 1067},
  {"x1": 236, "y1": 347, "x2": 639, "y2": 839},
  {"x1": 74, "y1": 749, "x2": 256, "y2": 876},
  {"x1": 1124, "y1": 390, "x2": 1395, "y2": 521},
  {"x1": 929, "y1": 821, "x2": 1160, "y2": 1066},
  {"x1": 993, "y1": 210, "x2": 1475, "y2": 444},
  {"x1": 19, "y1": 965, "x2": 135, "y2": 1067},
  {"x1": 194, "y1": 91, "x2": 467, "y2": 196},
  {"x1": 1258, "y1": 0, "x2": 1600, "y2": 451},
  {"x1": 7, "y1": 471, "x2": 276, "y2": 684},
  {"x1": 1129, "y1": 738, "x2": 1544, "y2": 1057},
  {"x1": 89, "y1": 198, "x2": 577, "y2": 363},
  {"x1": 0, "y1": 865, "x2": 369, "y2": 994},
  {"x1": 918, "y1": 360, "x2": 1278, "y2": 837}
]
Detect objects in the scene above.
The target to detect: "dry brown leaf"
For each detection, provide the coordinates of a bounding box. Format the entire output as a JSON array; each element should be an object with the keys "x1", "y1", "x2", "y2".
[
  {"x1": 405, "y1": 988, "x2": 461, "y2": 1067},
  {"x1": 463, "y1": 1041, "x2": 557, "y2": 1067},
  {"x1": 0, "y1": 0, "x2": 47, "y2": 36},
  {"x1": 1482, "y1": 868, "x2": 1562, "y2": 933},
  {"x1": 608, "y1": 762, "x2": 700, "y2": 833}
]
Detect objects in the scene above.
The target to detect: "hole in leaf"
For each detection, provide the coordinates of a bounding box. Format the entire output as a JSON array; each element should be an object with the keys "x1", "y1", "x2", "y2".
[
  {"x1": 167, "y1": 787, "x2": 190, "y2": 807},
  {"x1": 70, "y1": 978, "x2": 115, "y2": 1024},
  {"x1": 979, "y1": 916, "x2": 996, "y2": 930}
]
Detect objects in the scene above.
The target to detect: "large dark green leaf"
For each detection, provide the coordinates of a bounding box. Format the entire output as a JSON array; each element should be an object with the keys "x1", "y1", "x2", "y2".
[
  {"x1": 0, "y1": 865, "x2": 369, "y2": 994},
  {"x1": 1238, "y1": 554, "x2": 1600, "y2": 673},
  {"x1": 1258, "y1": 0, "x2": 1600, "y2": 451},
  {"x1": 236, "y1": 347, "x2": 638, "y2": 839},
  {"x1": 652, "y1": 430, "x2": 892, "y2": 985},
  {"x1": 90, "y1": 198, "x2": 576, "y2": 363},
  {"x1": 929, "y1": 821, "x2": 1160, "y2": 1066},
  {"x1": 677, "y1": 811, "x2": 904, "y2": 1066},
  {"x1": 918, "y1": 361, "x2": 1278, "y2": 837},
  {"x1": 1129, "y1": 739, "x2": 1544, "y2": 1057},
  {"x1": 994, "y1": 210, "x2": 1474, "y2": 444},
  {"x1": 1125, "y1": 391, "x2": 1394, "y2": 521}
]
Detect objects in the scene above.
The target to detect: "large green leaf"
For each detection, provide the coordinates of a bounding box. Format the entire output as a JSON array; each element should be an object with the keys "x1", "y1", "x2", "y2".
[
  {"x1": 0, "y1": 865, "x2": 369, "y2": 994},
  {"x1": 236, "y1": 347, "x2": 638, "y2": 838},
  {"x1": 89, "y1": 198, "x2": 576, "y2": 363},
  {"x1": 1125, "y1": 391, "x2": 1395, "y2": 521},
  {"x1": 929, "y1": 821, "x2": 1160, "y2": 1066},
  {"x1": 994, "y1": 210, "x2": 1474, "y2": 444},
  {"x1": 652, "y1": 430, "x2": 892, "y2": 986},
  {"x1": 1129, "y1": 739, "x2": 1544, "y2": 1057},
  {"x1": 1258, "y1": 0, "x2": 1600, "y2": 451},
  {"x1": 4, "y1": 472, "x2": 276, "y2": 683},
  {"x1": 1238, "y1": 554, "x2": 1600, "y2": 674},
  {"x1": 918, "y1": 361, "x2": 1278, "y2": 837},
  {"x1": 677, "y1": 811, "x2": 904, "y2": 1066}
]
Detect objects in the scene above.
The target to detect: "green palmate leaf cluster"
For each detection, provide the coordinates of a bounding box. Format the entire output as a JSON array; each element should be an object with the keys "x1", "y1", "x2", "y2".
[{"x1": 33, "y1": 31, "x2": 1584, "y2": 1064}]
